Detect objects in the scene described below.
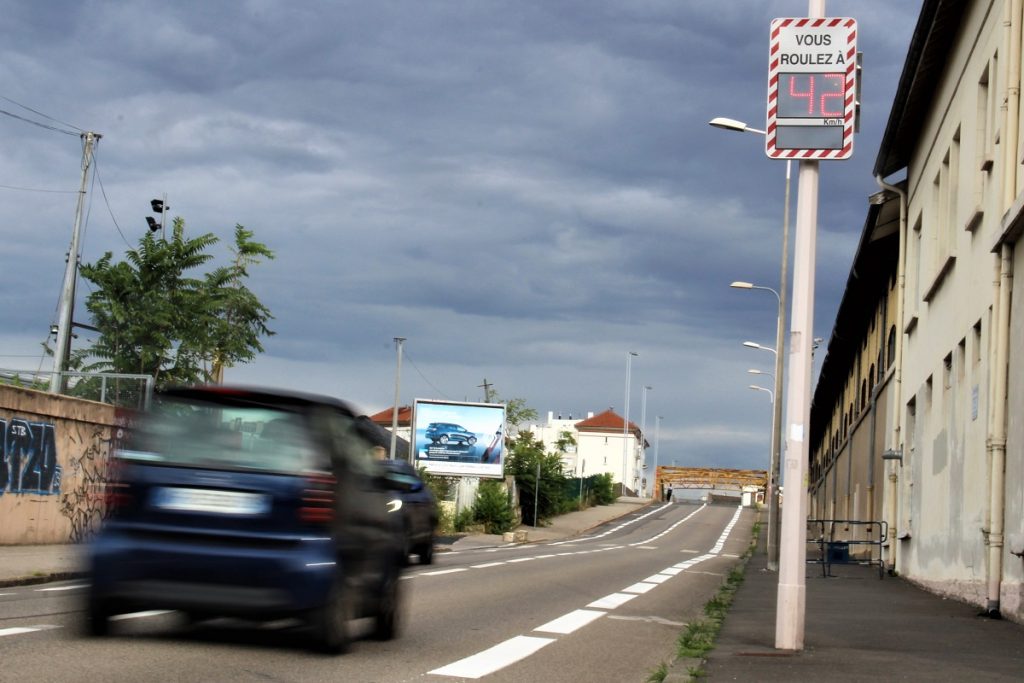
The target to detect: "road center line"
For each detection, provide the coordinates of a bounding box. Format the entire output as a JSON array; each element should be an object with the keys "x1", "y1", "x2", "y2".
[
  {"x1": 534, "y1": 609, "x2": 605, "y2": 634},
  {"x1": 429, "y1": 635, "x2": 555, "y2": 679}
]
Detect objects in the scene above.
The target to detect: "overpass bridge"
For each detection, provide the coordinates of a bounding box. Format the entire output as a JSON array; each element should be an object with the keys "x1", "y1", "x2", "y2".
[{"x1": 653, "y1": 466, "x2": 768, "y2": 502}]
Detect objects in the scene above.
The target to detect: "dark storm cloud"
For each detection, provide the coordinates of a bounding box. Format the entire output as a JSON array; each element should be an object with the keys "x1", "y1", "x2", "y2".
[{"x1": 0, "y1": 0, "x2": 924, "y2": 471}]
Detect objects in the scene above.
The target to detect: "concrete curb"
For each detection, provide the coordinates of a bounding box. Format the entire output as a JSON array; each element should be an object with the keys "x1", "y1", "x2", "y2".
[{"x1": 0, "y1": 571, "x2": 88, "y2": 588}]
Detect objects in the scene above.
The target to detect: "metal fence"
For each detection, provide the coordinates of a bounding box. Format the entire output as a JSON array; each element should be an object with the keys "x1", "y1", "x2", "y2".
[{"x1": 0, "y1": 369, "x2": 153, "y2": 410}]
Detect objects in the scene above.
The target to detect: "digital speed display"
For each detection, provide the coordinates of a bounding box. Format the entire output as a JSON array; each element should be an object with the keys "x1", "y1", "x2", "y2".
[{"x1": 767, "y1": 18, "x2": 857, "y2": 159}]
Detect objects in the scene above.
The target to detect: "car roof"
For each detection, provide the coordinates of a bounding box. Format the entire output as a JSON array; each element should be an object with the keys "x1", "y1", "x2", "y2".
[{"x1": 158, "y1": 385, "x2": 358, "y2": 417}]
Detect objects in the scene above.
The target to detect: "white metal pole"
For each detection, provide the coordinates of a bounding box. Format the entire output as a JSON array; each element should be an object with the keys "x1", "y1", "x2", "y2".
[
  {"x1": 389, "y1": 337, "x2": 405, "y2": 460},
  {"x1": 622, "y1": 351, "x2": 637, "y2": 493},
  {"x1": 775, "y1": 158, "x2": 819, "y2": 651},
  {"x1": 653, "y1": 416, "x2": 662, "y2": 499},
  {"x1": 639, "y1": 385, "x2": 651, "y2": 497},
  {"x1": 51, "y1": 132, "x2": 99, "y2": 393},
  {"x1": 769, "y1": 159, "x2": 792, "y2": 571}
]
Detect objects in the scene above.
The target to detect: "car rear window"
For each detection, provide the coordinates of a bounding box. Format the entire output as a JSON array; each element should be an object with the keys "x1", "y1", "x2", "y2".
[{"x1": 119, "y1": 395, "x2": 324, "y2": 474}]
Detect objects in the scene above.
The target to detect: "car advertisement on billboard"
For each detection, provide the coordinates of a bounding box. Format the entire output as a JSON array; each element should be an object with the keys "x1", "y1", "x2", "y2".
[{"x1": 413, "y1": 399, "x2": 505, "y2": 477}]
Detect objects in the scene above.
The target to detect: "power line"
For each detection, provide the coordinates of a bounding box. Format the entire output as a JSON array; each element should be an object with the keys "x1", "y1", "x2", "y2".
[
  {"x1": 0, "y1": 107, "x2": 78, "y2": 136},
  {"x1": 403, "y1": 351, "x2": 453, "y2": 400},
  {"x1": 92, "y1": 155, "x2": 133, "y2": 248},
  {"x1": 0, "y1": 183, "x2": 77, "y2": 194},
  {"x1": 0, "y1": 94, "x2": 83, "y2": 133}
]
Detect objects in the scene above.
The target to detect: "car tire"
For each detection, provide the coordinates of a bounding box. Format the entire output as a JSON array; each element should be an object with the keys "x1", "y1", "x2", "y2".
[
  {"x1": 438, "y1": 435, "x2": 449, "y2": 444},
  {"x1": 371, "y1": 567, "x2": 402, "y2": 641},
  {"x1": 467, "y1": 436, "x2": 477, "y2": 445},
  {"x1": 84, "y1": 595, "x2": 112, "y2": 637},
  {"x1": 417, "y1": 540, "x2": 434, "y2": 565},
  {"x1": 312, "y1": 575, "x2": 355, "y2": 655}
]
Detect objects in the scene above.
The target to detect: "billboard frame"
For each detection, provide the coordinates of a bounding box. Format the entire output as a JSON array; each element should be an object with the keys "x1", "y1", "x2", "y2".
[{"x1": 412, "y1": 398, "x2": 506, "y2": 478}]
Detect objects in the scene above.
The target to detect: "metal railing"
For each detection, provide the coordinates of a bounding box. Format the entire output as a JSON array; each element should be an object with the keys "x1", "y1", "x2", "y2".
[
  {"x1": 0, "y1": 369, "x2": 153, "y2": 410},
  {"x1": 806, "y1": 518, "x2": 888, "y2": 579}
]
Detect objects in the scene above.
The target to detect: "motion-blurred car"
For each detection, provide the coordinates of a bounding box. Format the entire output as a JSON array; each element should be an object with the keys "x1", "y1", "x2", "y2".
[
  {"x1": 85, "y1": 385, "x2": 410, "y2": 654},
  {"x1": 425, "y1": 422, "x2": 477, "y2": 446},
  {"x1": 375, "y1": 459, "x2": 438, "y2": 564}
]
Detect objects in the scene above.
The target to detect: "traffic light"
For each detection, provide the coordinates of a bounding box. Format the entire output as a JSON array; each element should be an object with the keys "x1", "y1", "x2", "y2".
[
  {"x1": 146, "y1": 216, "x2": 160, "y2": 232},
  {"x1": 150, "y1": 199, "x2": 165, "y2": 213}
]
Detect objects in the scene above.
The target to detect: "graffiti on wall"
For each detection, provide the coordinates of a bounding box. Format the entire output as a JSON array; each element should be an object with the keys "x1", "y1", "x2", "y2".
[
  {"x1": 58, "y1": 423, "x2": 113, "y2": 543},
  {"x1": 0, "y1": 417, "x2": 62, "y2": 495}
]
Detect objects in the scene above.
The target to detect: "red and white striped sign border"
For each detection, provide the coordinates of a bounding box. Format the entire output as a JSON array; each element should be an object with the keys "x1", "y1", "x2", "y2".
[{"x1": 766, "y1": 17, "x2": 857, "y2": 160}]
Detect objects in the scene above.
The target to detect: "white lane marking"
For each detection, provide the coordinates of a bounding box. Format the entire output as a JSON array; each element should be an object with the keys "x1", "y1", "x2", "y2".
[
  {"x1": 429, "y1": 635, "x2": 555, "y2": 679},
  {"x1": 548, "y1": 503, "x2": 678, "y2": 545},
  {"x1": 471, "y1": 562, "x2": 505, "y2": 569},
  {"x1": 0, "y1": 625, "x2": 58, "y2": 637},
  {"x1": 622, "y1": 582, "x2": 659, "y2": 594},
  {"x1": 421, "y1": 568, "x2": 469, "y2": 576},
  {"x1": 35, "y1": 584, "x2": 87, "y2": 592},
  {"x1": 110, "y1": 610, "x2": 173, "y2": 621},
  {"x1": 587, "y1": 592, "x2": 637, "y2": 610},
  {"x1": 426, "y1": 505, "x2": 748, "y2": 679},
  {"x1": 534, "y1": 609, "x2": 605, "y2": 635},
  {"x1": 507, "y1": 557, "x2": 535, "y2": 563},
  {"x1": 608, "y1": 614, "x2": 687, "y2": 627},
  {"x1": 641, "y1": 574, "x2": 672, "y2": 585}
]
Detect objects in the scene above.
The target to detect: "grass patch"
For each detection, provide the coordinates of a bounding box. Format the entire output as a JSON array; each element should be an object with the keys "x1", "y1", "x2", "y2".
[
  {"x1": 666, "y1": 515, "x2": 759, "y2": 681},
  {"x1": 646, "y1": 661, "x2": 669, "y2": 683}
]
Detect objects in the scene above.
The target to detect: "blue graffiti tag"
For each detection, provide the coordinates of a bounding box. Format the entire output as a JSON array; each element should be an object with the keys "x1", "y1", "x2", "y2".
[{"x1": 0, "y1": 417, "x2": 62, "y2": 495}]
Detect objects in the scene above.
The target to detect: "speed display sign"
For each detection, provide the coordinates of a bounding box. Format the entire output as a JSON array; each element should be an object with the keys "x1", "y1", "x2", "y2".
[{"x1": 766, "y1": 17, "x2": 858, "y2": 159}]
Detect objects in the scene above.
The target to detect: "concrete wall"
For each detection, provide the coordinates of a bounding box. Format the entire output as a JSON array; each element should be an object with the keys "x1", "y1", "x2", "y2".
[{"x1": 1, "y1": 385, "x2": 119, "y2": 545}]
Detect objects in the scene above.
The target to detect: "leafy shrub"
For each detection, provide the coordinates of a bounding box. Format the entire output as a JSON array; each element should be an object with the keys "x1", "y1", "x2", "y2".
[
  {"x1": 453, "y1": 507, "x2": 476, "y2": 533},
  {"x1": 590, "y1": 473, "x2": 616, "y2": 505},
  {"x1": 472, "y1": 480, "x2": 515, "y2": 534}
]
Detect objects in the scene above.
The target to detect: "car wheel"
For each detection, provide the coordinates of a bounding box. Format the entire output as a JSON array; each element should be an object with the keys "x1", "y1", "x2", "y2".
[
  {"x1": 467, "y1": 436, "x2": 477, "y2": 445},
  {"x1": 439, "y1": 435, "x2": 449, "y2": 444},
  {"x1": 312, "y1": 575, "x2": 355, "y2": 654},
  {"x1": 417, "y1": 540, "x2": 434, "y2": 565},
  {"x1": 371, "y1": 568, "x2": 402, "y2": 641},
  {"x1": 84, "y1": 595, "x2": 112, "y2": 637}
]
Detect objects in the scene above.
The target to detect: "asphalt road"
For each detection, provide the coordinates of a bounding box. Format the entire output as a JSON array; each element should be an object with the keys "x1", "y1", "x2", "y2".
[{"x1": 0, "y1": 501, "x2": 754, "y2": 682}]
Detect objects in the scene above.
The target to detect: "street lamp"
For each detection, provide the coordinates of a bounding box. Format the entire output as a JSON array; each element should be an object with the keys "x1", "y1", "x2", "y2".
[
  {"x1": 714, "y1": 113, "x2": 791, "y2": 573},
  {"x1": 622, "y1": 351, "x2": 638, "y2": 495},
  {"x1": 653, "y1": 415, "x2": 663, "y2": 499},
  {"x1": 390, "y1": 337, "x2": 406, "y2": 461},
  {"x1": 749, "y1": 384, "x2": 774, "y2": 402},
  {"x1": 640, "y1": 385, "x2": 652, "y2": 497},
  {"x1": 742, "y1": 335, "x2": 783, "y2": 571}
]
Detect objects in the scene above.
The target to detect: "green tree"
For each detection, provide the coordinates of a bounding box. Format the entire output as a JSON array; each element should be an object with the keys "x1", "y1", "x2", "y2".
[
  {"x1": 488, "y1": 390, "x2": 538, "y2": 431},
  {"x1": 505, "y1": 431, "x2": 569, "y2": 525},
  {"x1": 472, "y1": 480, "x2": 515, "y2": 534},
  {"x1": 78, "y1": 218, "x2": 274, "y2": 388}
]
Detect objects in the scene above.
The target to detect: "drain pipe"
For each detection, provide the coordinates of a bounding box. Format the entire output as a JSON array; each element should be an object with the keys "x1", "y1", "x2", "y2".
[
  {"x1": 986, "y1": 0, "x2": 1021, "y2": 618},
  {"x1": 875, "y1": 174, "x2": 907, "y2": 573},
  {"x1": 987, "y1": 244, "x2": 1012, "y2": 617}
]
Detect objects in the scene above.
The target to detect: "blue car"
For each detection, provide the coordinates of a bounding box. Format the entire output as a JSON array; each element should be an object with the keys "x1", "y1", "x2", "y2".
[
  {"x1": 375, "y1": 459, "x2": 438, "y2": 564},
  {"x1": 86, "y1": 386, "x2": 410, "y2": 654}
]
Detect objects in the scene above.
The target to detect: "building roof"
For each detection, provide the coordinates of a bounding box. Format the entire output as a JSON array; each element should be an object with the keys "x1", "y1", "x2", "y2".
[
  {"x1": 367, "y1": 405, "x2": 412, "y2": 426},
  {"x1": 873, "y1": 0, "x2": 969, "y2": 178},
  {"x1": 575, "y1": 408, "x2": 640, "y2": 436}
]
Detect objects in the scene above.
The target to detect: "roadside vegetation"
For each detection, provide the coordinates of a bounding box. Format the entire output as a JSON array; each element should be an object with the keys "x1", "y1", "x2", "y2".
[
  {"x1": 646, "y1": 521, "x2": 761, "y2": 683},
  {"x1": 419, "y1": 402, "x2": 617, "y2": 536}
]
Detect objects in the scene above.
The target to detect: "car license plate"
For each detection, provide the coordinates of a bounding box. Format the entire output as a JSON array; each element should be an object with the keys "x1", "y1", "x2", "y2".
[{"x1": 152, "y1": 487, "x2": 270, "y2": 515}]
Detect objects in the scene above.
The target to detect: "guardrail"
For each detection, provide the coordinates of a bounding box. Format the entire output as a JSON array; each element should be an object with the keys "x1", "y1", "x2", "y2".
[{"x1": 806, "y1": 518, "x2": 888, "y2": 579}]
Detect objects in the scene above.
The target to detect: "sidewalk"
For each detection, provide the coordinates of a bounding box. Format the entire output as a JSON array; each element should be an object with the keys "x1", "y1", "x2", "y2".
[
  {"x1": 443, "y1": 496, "x2": 651, "y2": 551},
  {"x1": 702, "y1": 526, "x2": 1024, "y2": 681},
  {"x1": 0, "y1": 497, "x2": 652, "y2": 586}
]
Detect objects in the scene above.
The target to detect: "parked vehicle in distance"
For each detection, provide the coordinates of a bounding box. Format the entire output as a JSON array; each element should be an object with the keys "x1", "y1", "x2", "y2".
[
  {"x1": 86, "y1": 385, "x2": 410, "y2": 654},
  {"x1": 425, "y1": 422, "x2": 477, "y2": 446},
  {"x1": 376, "y1": 458, "x2": 438, "y2": 564}
]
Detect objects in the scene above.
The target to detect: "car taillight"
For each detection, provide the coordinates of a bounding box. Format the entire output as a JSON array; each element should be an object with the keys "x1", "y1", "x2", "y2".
[
  {"x1": 102, "y1": 458, "x2": 133, "y2": 512},
  {"x1": 300, "y1": 473, "x2": 336, "y2": 525}
]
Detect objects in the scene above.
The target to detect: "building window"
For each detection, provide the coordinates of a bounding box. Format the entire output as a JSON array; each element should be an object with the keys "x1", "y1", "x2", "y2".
[
  {"x1": 887, "y1": 326, "x2": 897, "y2": 368},
  {"x1": 861, "y1": 380, "x2": 867, "y2": 410}
]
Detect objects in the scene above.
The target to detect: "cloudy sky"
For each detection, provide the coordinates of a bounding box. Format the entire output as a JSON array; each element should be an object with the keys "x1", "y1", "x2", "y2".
[{"x1": 1, "y1": 1, "x2": 922, "y2": 477}]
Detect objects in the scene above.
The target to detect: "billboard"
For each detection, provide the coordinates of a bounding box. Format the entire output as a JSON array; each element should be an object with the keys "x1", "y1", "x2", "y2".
[{"x1": 412, "y1": 399, "x2": 505, "y2": 477}]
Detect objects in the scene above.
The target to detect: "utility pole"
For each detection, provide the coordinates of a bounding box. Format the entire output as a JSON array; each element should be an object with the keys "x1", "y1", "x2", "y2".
[
  {"x1": 389, "y1": 337, "x2": 406, "y2": 460},
  {"x1": 478, "y1": 378, "x2": 493, "y2": 403},
  {"x1": 50, "y1": 131, "x2": 101, "y2": 394}
]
